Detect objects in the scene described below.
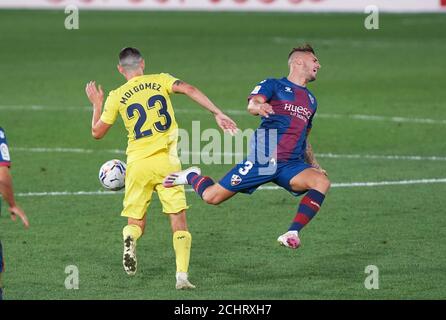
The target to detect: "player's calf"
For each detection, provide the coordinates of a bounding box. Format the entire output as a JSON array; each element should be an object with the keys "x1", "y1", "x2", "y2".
[
  {"x1": 287, "y1": 189, "x2": 326, "y2": 237},
  {"x1": 201, "y1": 185, "x2": 231, "y2": 205},
  {"x1": 282, "y1": 170, "x2": 329, "y2": 249}
]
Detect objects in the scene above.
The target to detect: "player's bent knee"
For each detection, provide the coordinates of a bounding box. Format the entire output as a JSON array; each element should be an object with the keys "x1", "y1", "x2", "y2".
[
  {"x1": 169, "y1": 210, "x2": 188, "y2": 232},
  {"x1": 315, "y1": 175, "x2": 331, "y2": 193},
  {"x1": 303, "y1": 173, "x2": 330, "y2": 193}
]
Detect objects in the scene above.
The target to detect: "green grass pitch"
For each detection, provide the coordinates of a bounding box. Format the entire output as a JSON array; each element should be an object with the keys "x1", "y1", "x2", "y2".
[{"x1": 0, "y1": 10, "x2": 445, "y2": 300}]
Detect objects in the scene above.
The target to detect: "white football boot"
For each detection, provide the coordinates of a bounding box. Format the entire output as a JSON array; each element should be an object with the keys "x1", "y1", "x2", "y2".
[
  {"x1": 277, "y1": 230, "x2": 301, "y2": 249},
  {"x1": 123, "y1": 236, "x2": 137, "y2": 275},
  {"x1": 175, "y1": 272, "x2": 196, "y2": 290},
  {"x1": 163, "y1": 167, "x2": 201, "y2": 188}
]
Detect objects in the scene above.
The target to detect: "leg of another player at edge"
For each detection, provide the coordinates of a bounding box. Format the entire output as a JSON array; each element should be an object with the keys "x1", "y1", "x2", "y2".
[
  {"x1": 289, "y1": 168, "x2": 330, "y2": 232},
  {"x1": 0, "y1": 273, "x2": 3, "y2": 301},
  {"x1": 186, "y1": 171, "x2": 236, "y2": 205},
  {"x1": 0, "y1": 241, "x2": 3, "y2": 300},
  {"x1": 169, "y1": 210, "x2": 195, "y2": 289}
]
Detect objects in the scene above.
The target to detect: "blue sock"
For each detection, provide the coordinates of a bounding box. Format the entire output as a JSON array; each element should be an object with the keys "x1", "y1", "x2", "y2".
[
  {"x1": 187, "y1": 173, "x2": 215, "y2": 199},
  {"x1": 289, "y1": 189, "x2": 325, "y2": 232}
]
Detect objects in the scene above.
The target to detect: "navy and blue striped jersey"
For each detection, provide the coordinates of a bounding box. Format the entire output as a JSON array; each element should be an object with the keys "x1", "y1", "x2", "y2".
[
  {"x1": 248, "y1": 77, "x2": 317, "y2": 162},
  {"x1": 0, "y1": 127, "x2": 11, "y2": 168}
]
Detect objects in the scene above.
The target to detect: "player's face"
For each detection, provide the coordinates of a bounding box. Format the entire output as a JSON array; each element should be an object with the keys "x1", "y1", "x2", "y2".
[{"x1": 304, "y1": 53, "x2": 321, "y2": 82}]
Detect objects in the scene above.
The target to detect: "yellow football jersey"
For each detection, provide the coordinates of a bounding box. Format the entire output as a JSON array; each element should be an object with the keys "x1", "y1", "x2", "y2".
[{"x1": 101, "y1": 73, "x2": 179, "y2": 164}]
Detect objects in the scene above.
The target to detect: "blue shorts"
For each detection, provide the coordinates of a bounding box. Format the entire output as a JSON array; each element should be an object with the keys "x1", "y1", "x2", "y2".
[
  {"x1": 0, "y1": 127, "x2": 11, "y2": 167},
  {"x1": 219, "y1": 159, "x2": 311, "y2": 196}
]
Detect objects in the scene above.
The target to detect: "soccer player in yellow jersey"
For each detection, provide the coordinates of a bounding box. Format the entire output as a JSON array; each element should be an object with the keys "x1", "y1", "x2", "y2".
[{"x1": 85, "y1": 47, "x2": 238, "y2": 289}]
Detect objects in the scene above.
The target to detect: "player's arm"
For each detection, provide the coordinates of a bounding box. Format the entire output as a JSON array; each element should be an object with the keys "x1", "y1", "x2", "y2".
[
  {"x1": 85, "y1": 81, "x2": 112, "y2": 139},
  {"x1": 304, "y1": 132, "x2": 327, "y2": 176},
  {"x1": 0, "y1": 167, "x2": 29, "y2": 228},
  {"x1": 247, "y1": 95, "x2": 274, "y2": 118},
  {"x1": 172, "y1": 80, "x2": 238, "y2": 135}
]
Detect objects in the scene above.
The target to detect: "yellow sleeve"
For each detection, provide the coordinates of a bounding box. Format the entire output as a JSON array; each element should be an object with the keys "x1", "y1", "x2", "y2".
[
  {"x1": 100, "y1": 91, "x2": 119, "y2": 125},
  {"x1": 161, "y1": 73, "x2": 179, "y2": 94}
]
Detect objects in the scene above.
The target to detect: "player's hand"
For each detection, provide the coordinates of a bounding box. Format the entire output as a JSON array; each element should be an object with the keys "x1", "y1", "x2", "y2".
[
  {"x1": 215, "y1": 112, "x2": 239, "y2": 136},
  {"x1": 9, "y1": 205, "x2": 29, "y2": 228},
  {"x1": 257, "y1": 103, "x2": 275, "y2": 118},
  {"x1": 85, "y1": 81, "x2": 104, "y2": 108}
]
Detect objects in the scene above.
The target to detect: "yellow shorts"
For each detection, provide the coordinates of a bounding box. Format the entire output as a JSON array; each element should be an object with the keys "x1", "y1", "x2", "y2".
[{"x1": 121, "y1": 152, "x2": 188, "y2": 219}]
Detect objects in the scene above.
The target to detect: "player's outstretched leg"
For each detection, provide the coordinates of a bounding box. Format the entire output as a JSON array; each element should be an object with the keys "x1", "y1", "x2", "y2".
[
  {"x1": 163, "y1": 167, "x2": 202, "y2": 187},
  {"x1": 164, "y1": 167, "x2": 215, "y2": 199},
  {"x1": 0, "y1": 241, "x2": 3, "y2": 300},
  {"x1": 164, "y1": 167, "x2": 235, "y2": 205},
  {"x1": 122, "y1": 224, "x2": 142, "y2": 275}
]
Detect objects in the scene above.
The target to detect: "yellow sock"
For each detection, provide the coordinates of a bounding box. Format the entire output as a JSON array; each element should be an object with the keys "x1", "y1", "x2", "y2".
[
  {"x1": 173, "y1": 231, "x2": 192, "y2": 273},
  {"x1": 123, "y1": 224, "x2": 142, "y2": 241}
]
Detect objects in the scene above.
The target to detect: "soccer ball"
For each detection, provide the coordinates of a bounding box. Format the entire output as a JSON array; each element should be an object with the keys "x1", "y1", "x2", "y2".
[{"x1": 98, "y1": 159, "x2": 126, "y2": 191}]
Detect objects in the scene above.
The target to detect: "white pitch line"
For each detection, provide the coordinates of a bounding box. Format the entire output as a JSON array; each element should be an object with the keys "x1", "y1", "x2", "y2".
[
  {"x1": 10, "y1": 147, "x2": 446, "y2": 162},
  {"x1": 325, "y1": 113, "x2": 446, "y2": 125},
  {"x1": 16, "y1": 190, "x2": 123, "y2": 197},
  {"x1": 0, "y1": 105, "x2": 91, "y2": 111},
  {"x1": 330, "y1": 178, "x2": 446, "y2": 188},
  {"x1": 12, "y1": 147, "x2": 125, "y2": 154},
  {"x1": 316, "y1": 153, "x2": 446, "y2": 162},
  {"x1": 2, "y1": 104, "x2": 446, "y2": 125},
  {"x1": 15, "y1": 178, "x2": 446, "y2": 197}
]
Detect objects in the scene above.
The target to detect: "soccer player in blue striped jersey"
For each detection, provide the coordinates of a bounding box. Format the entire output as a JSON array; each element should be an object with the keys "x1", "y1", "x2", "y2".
[
  {"x1": 164, "y1": 44, "x2": 330, "y2": 250},
  {"x1": 0, "y1": 127, "x2": 29, "y2": 300}
]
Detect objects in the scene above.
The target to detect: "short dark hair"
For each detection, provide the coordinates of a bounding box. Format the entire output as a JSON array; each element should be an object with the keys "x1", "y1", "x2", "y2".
[
  {"x1": 119, "y1": 47, "x2": 143, "y2": 67},
  {"x1": 288, "y1": 44, "x2": 315, "y2": 59}
]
